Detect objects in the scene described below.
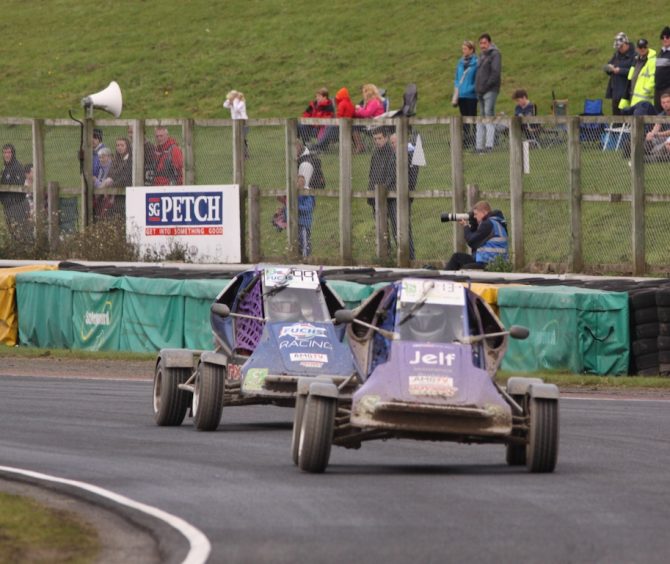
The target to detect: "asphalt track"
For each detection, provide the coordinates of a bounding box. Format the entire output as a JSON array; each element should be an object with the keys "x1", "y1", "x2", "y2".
[{"x1": 1, "y1": 375, "x2": 669, "y2": 564}]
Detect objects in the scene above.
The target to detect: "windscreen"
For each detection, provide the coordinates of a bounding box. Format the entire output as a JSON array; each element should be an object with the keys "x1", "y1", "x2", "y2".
[
  {"x1": 265, "y1": 287, "x2": 331, "y2": 323},
  {"x1": 395, "y1": 279, "x2": 467, "y2": 344}
]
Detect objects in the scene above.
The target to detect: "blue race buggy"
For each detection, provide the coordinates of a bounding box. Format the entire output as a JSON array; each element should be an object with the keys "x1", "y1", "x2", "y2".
[
  {"x1": 293, "y1": 277, "x2": 559, "y2": 473},
  {"x1": 153, "y1": 266, "x2": 359, "y2": 431}
]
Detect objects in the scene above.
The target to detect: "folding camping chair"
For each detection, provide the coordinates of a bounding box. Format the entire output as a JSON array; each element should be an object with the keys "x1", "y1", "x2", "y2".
[
  {"x1": 602, "y1": 122, "x2": 631, "y2": 151},
  {"x1": 579, "y1": 98, "x2": 604, "y2": 143}
]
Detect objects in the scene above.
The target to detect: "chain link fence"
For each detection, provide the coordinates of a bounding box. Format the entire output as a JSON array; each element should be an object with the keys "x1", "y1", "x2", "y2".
[{"x1": 1, "y1": 115, "x2": 669, "y2": 274}]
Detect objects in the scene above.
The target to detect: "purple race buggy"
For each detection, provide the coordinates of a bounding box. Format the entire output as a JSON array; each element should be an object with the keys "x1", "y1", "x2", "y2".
[
  {"x1": 292, "y1": 277, "x2": 559, "y2": 473},
  {"x1": 152, "y1": 266, "x2": 359, "y2": 431}
]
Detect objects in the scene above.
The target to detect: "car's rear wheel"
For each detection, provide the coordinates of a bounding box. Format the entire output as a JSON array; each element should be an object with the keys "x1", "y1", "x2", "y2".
[
  {"x1": 153, "y1": 358, "x2": 190, "y2": 426},
  {"x1": 298, "y1": 395, "x2": 336, "y2": 473},
  {"x1": 193, "y1": 362, "x2": 225, "y2": 431},
  {"x1": 526, "y1": 398, "x2": 559, "y2": 473},
  {"x1": 291, "y1": 392, "x2": 307, "y2": 466}
]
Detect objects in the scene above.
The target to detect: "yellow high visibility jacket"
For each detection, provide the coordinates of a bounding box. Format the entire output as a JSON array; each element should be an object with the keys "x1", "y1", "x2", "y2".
[{"x1": 619, "y1": 48, "x2": 657, "y2": 109}]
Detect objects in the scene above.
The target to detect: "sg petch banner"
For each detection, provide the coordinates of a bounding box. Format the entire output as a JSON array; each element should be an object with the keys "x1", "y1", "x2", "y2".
[{"x1": 126, "y1": 185, "x2": 241, "y2": 263}]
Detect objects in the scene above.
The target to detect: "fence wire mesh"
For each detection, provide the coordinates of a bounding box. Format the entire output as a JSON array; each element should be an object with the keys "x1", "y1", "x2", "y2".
[{"x1": 3, "y1": 116, "x2": 670, "y2": 273}]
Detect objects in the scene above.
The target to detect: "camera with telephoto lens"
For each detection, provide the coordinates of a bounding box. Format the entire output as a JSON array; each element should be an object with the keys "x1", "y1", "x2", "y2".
[{"x1": 440, "y1": 212, "x2": 472, "y2": 223}]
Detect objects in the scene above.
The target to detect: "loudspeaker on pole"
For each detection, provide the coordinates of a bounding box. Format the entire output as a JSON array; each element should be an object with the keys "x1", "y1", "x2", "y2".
[{"x1": 81, "y1": 81, "x2": 123, "y2": 118}]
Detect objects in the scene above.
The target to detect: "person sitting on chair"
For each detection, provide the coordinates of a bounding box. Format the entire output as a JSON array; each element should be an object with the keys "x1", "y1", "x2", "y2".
[
  {"x1": 445, "y1": 200, "x2": 509, "y2": 270},
  {"x1": 644, "y1": 91, "x2": 670, "y2": 161},
  {"x1": 512, "y1": 89, "x2": 540, "y2": 144}
]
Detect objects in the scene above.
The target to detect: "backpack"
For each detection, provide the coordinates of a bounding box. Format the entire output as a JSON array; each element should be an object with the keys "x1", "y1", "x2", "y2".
[{"x1": 298, "y1": 154, "x2": 326, "y2": 189}]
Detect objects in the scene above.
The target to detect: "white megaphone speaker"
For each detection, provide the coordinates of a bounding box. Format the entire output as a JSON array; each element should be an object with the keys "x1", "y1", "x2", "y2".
[{"x1": 81, "y1": 81, "x2": 123, "y2": 118}]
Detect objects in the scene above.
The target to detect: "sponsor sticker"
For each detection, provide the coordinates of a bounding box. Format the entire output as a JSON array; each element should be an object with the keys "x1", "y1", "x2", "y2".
[
  {"x1": 289, "y1": 353, "x2": 328, "y2": 363},
  {"x1": 264, "y1": 267, "x2": 320, "y2": 289},
  {"x1": 279, "y1": 323, "x2": 327, "y2": 341},
  {"x1": 227, "y1": 363, "x2": 242, "y2": 381},
  {"x1": 243, "y1": 368, "x2": 268, "y2": 392},
  {"x1": 408, "y1": 375, "x2": 458, "y2": 397},
  {"x1": 400, "y1": 278, "x2": 465, "y2": 306},
  {"x1": 146, "y1": 192, "x2": 223, "y2": 226}
]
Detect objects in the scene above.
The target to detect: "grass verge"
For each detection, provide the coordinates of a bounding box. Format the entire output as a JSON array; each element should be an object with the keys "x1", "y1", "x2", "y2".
[
  {"x1": 0, "y1": 492, "x2": 99, "y2": 564},
  {"x1": 0, "y1": 344, "x2": 155, "y2": 362}
]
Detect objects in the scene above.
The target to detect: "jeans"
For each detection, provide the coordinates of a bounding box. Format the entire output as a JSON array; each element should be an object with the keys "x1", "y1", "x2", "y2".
[{"x1": 476, "y1": 91, "x2": 498, "y2": 150}]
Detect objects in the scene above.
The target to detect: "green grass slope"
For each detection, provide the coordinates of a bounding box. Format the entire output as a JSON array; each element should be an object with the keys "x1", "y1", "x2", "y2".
[{"x1": 1, "y1": 0, "x2": 666, "y2": 119}]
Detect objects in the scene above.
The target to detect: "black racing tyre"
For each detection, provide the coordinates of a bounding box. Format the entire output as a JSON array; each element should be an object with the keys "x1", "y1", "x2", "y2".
[
  {"x1": 655, "y1": 288, "x2": 670, "y2": 306},
  {"x1": 506, "y1": 394, "x2": 527, "y2": 466},
  {"x1": 633, "y1": 322, "x2": 659, "y2": 340},
  {"x1": 658, "y1": 350, "x2": 670, "y2": 364},
  {"x1": 291, "y1": 393, "x2": 307, "y2": 466},
  {"x1": 153, "y1": 358, "x2": 190, "y2": 426},
  {"x1": 660, "y1": 323, "x2": 670, "y2": 336},
  {"x1": 658, "y1": 364, "x2": 670, "y2": 376},
  {"x1": 658, "y1": 307, "x2": 670, "y2": 323},
  {"x1": 633, "y1": 351, "x2": 658, "y2": 371},
  {"x1": 658, "y1": 336, "x2": 670, "y2": 351},
  {"x1": 298, "y1": 395, "x2": 336, "y2": 473},
  {"x1": 193, "y1": 362, "x2": 225, "y2": 431},
  {"x1": 526, "y1": 398, "x2": 559, "y2": 473},
  {"x1": 630, "y1": 289, "x2": 657, "y2": 309},
  {"x1": 634, "y1": 307, "x2": 658, "y2": 325},
  {"x1": 632, "y1": 338, "x2": 658, "y2": 356}
]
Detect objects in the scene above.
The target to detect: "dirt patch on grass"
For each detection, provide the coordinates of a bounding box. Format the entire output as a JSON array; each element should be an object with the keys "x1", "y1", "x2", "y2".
[{"x1": 0, "y1": 357, "x2": 155, "y2": 381}]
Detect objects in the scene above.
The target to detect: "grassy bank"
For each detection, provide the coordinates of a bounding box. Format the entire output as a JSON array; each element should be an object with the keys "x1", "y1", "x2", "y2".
[{"x1": 2, "y1": 1, "x2": 667, "y2": 119}]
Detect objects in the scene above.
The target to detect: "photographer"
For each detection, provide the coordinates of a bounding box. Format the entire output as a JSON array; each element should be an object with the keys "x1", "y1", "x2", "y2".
[{"x1": 444, "y1": 200, "x2": 509, "y2": 270}]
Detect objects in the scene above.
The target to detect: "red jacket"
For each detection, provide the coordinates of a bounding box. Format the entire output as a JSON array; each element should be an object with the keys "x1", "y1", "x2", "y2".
[
  {"x1": 335, "y1": 88, "x2": 355, "y2": 118},
  {"x1": 302, "y1": 97, "x2": 334, "y2": 118},
  {"x1": 153, "y1": 137, "x2": 184, "y2": 186},
  {"x1": 354, "y1": 97, "x2": 384, "y2": 118}
]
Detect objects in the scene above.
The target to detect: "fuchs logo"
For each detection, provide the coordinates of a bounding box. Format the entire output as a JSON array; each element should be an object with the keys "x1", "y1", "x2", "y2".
[
  {"x1": 279, "y1": 323, "x2": 327, "y2": 341},
  {"x1": 146, "y1": 192, "x2": 222, "y2": 225}
]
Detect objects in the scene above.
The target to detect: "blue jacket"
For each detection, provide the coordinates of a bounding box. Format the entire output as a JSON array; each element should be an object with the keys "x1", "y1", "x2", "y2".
[
  {"x1": 298, "y1": 195, "x2": 315, "y2": 228},
  {"x1": 455, "y1": 55, "x2": 478, "y2": 99},
  {"x1": 474, "y1": 215, "x2": 509, "y2": 263}
]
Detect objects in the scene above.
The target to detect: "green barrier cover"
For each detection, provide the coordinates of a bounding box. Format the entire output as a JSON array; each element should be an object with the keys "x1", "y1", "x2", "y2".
[
  {"x1": 114, "y1": 276, "x2": 186, "y2": 352},
  {"x1": 71, "y1": 272, "x2": 124, "y2": 351},
  {"x1": 182, "y1": 278, "x2": 230, "y2": 350},
  {"x1": 499, "y1": 285, "x2": 630, "y2": 375},
  {"x1": 16, "y1": 270, "x2": 79, "y2": 349},
  {"x1": 326, "y1": 280, "x2": 374, "y2": 309}
]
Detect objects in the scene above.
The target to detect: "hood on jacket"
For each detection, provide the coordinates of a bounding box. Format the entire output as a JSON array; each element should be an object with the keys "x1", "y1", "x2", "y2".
[
  {"x1": 336, "y1": 87, "x2": 351, "y2": 102},
  {"x1": 487, "y1": 209, "x2": 507, "y2": 230}
]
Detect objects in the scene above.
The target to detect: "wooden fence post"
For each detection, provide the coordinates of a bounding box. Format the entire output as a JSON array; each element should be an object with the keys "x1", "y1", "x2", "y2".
[
  {"x1": 509, "y1": 116, "x2": 524, "y2": 270},
  {"x1": 375, "y1": 184, "x2": 388, "y2": 260},
  {"x1": 339, "y1": 118, "x2": 353, "y2": 265},
  {"x1": 631, "y1": 115, "x2": 645, "y2": 275},
  {"x1": 131, "y1": 119, "x2": 145, "y2": 187},
  {"x1": 31, "y1": 119, "x2": 46, "y2": 242},
  {"x1": 233, "y1": 119, "x2": 248, "y2": 263},
  {"x1": 248, "y1": 184, "x2": 260, "y2": 263},
  {"x1": 285, "y1": 119, "x2": 299, "y2": 261},
  {"x1": 183, "y1": 119, "x2": 195, "y2": 185},
  {"x1": 567, "y1": 116, "x2": 583, "y2": 272},
  {"x1": 450, "y1": 116, "x2": 466, "y2": 253},
  {"x1": 396, "y1": 117, "x2": 410, "y2": 267},
  {"x1": 83, "y1": 118, "x2": 94, "y2": 228}
]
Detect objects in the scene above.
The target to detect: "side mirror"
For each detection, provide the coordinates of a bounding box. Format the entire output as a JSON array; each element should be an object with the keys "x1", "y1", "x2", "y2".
[
  {"x1": 509, "y1": 325, "x2": 530, "y2": 340},
  {"x1": 334, "y1": 309, "x2": 355, "y2": 325},
  {"x1": 211, "y1": 303, "x2": 231, "y2": 318}
]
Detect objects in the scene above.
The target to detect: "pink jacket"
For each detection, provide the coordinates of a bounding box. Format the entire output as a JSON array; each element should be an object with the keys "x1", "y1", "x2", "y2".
[{"x1": 354, "y1": 97, "x2": 384, "y2": 118}]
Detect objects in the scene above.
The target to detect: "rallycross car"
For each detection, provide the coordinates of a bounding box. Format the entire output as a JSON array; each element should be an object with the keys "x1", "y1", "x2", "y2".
[
  {"x1": 152, "y1": 266, "x2": 359, "y2": 431},
  {"x1": 292, "y1": 277, "x2": 560, "y2": 473}
]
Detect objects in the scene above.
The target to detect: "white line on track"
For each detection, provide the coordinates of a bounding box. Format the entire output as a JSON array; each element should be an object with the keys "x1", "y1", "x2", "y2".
[
  {"x1": 0, "y1": 465, "x2": 211, "y2": 564},
  {"x1": 562, "y1": 396, "x2": 670, "y2": 402}
]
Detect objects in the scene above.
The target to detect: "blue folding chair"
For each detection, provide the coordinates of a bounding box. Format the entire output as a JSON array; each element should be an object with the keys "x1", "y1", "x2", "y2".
[{"x1": 580, "y1": 98, "x2": 604, "y2": 142}]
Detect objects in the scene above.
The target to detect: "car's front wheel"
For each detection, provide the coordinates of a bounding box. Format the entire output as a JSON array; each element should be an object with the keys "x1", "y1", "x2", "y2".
[
  {"x1": 291, "y1": 392, "x2": 307, "y2": 466},
  {"x1": 526, "y1": 398, "x2": 559, "y2": 473},
  {"x1": 193, "y1": 362, "x2": 225, "y2": 431},
  {"x1": 298, "y1": 395, "x2": 336, "y2": 473},
  {"x1": 153, "y1": 358, "x2": 190, "y2": 426}
]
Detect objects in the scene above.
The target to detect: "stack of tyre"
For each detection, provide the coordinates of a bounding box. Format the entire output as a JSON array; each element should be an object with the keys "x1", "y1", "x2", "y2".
[{"x1": 629, "y1": 287, "x2": 670, "y2": 376}]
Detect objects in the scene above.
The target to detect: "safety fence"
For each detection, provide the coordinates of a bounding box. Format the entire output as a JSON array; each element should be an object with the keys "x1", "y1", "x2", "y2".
[{"x1": 1, "y1": 114, "x2": 668, "y2": 274}]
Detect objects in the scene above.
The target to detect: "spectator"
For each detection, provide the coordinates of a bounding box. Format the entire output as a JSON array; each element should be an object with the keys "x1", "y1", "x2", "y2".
[
  {"x1": 311, "y1": 87, "x2": 355, "y2": 152},
  {"x1": 619, "y1": 39, "x2": 657, "y2": 116},
  {"x1": 93, "y1": 147, "x2": 114, "y2": 218},
  {"x1": 1, "y1": 144, "x2": 25, "y2": 185},
  {"x1": 271, "y1": 139, "x2": 320, "y2": 258},
  {"x1": 390, "y1": 132, "x2": 417, "y2": 260},
  {"x1": 512, "y1": 89, "x2": 540, "y2": 143},
  {"x1": 474, "y1": 33, "x2": 502, "y2": 153},
  {"x1": 453, "y1": 40, "x2": 479, "y2": 147},
  {"x1": 605, "y1": 32, "x2": 635, "y2": 115},
  {"x1": 655, "y1": 27, "x2": 670, "y2": 111},
  {"x1": 445, "y1": 200, "x2": 509, "y2": 270},
  {"x1": 299, "y1": 87, "x2": 334, "y2": 144},
  {"x1": 153, "y1": 127, "x2": 184, "y2": 185},
  {"x1": 223, "y1": 89, "x2": 249, "y2": 158},
  {"x1": 105, "y1": 137, "x2": 133, "y2": 188},
  {"x1": 644, "y1": 91, "x2": 670, "y2": 161},
  {"x1": 354, "y1": 84, "x2": 385, "y2": 118},
  {"x1": 92, "y1": 128, "x2": 106, "y2": 178},
  {"x1": 367, "y1": 127, "x2": 398, "y2": 253}
]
